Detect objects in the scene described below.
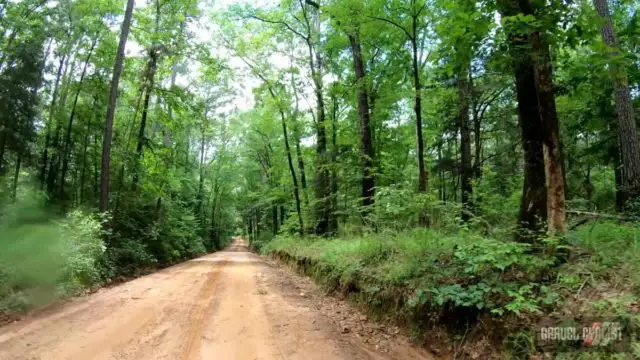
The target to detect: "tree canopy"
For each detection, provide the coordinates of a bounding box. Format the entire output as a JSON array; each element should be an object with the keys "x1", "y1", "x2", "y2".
[{"x1": 1, "y1": 0, "x2": 640, "y2": 353}]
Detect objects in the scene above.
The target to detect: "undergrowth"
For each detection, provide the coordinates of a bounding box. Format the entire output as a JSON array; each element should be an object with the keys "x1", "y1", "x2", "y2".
[
  {"x1": 0, "y1": 200, "x2": 105, "y2": 312},
  {"x1": 261, "y1": 223, "x2": 640, "y2": 359},
  {"x1": 0, "y1": 192, "x2": 233, "y2": 317}
]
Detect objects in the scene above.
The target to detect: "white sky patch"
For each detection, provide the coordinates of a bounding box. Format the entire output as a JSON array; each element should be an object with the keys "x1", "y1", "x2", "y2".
[
  {"x1": 42, "y1": 0, "x2": 318, "y2": 124},
  {"x1": 123, "y1": 0, "x2": 253, "y2": 111}
]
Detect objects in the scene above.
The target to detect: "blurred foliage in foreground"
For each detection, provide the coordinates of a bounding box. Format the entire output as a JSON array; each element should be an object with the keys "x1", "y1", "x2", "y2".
[
  {"x1": 0, "y1": 187, "x2": 233, "y2": 314},
  {"x1": 0, "y1": 192, "x2": 103, "y2": 312}
]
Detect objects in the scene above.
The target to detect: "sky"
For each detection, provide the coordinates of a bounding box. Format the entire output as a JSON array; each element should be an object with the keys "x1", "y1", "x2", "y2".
[
  {"x1": 127, "y1": 0, "x2": 270, "y2": 112},
  {"x1": 111, "y1": 0, "x2": 315, "y2": 118}
]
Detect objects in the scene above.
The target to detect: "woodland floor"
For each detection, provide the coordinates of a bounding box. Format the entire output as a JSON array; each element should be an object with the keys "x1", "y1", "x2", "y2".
[{"x1": 0, "y1": 238, "x2": 432, "y2": 360}]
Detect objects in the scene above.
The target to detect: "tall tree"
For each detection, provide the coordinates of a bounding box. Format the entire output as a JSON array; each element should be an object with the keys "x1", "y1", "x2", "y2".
[
  {"x1": 246, "y1": 0, "x2": 334, "y2": 234},
  {"x1": 593, "y1": 0, "x2": 640, "y2": 211},
  {"x1": 522, "y1": 0, "x2": 567, "y2": 235},
  {"x1": 371, "y1": 0, "x2": 430, "y2": 225},
  {"x1": 498, "y1": 0, "x2": 548, "y2": 237},
  {"x1": 433, "y1": 0, "x2": 491, "y2": 222},
  {"x1": 59, "y1": 36, "x2": 98, "y2": 199},
  {"x1": 347, "y1": 29, "x2": 375, "y2": 212},
  {"x1": 99, "y1": 0, "x2": 135, "y2": 212},
  {"x1": 40, "y1": 54, "x2": 66, "y2": 189},
  {"x1": 132, "y1": 0, "x2": 164, "y2": 190},
  {"x1": 457, "y1": 74, "x2": 473, "y2": 222}
]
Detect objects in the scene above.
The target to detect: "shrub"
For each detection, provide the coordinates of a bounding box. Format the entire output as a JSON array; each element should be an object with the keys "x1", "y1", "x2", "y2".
[
  {"x1": 0, "y1": 199, "x2": 106, "y2": 312},
  {"x1": 104, "y1": 196, "x2": 209, "y2": 276},
  {"x1": 57, "y1": 210, "x2": 106, "y2": 294}
]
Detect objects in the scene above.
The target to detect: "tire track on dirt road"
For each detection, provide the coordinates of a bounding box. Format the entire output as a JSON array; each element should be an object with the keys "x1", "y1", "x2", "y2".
[{"x1": 180, "y1": 257, "x2": 227, "y2": 360}]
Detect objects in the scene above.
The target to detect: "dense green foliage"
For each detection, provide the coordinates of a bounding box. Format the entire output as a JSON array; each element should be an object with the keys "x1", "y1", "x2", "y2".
[
  {"x1": 222, "y1": 0, "x2": 640, "y2": 357},
  {"x1": 0, "y1": 0, "x2": 236, "y2": 313},
  {"x1": 1, "y1": 0, "x2": 640, "y2": 357}
]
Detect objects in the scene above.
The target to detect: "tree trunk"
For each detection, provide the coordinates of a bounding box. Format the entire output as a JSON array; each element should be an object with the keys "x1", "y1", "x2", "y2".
[
  {"x1": 80, "y1": 97, "x2": 97, "y2": 204},
  {"x1": 311, "y1": 65, "x2": 331, "y2": 234},
  {"x1": 275, "y1": 97, "x2": 304, "y2": 236},
  {"x1": 0, "y1": 133, "x2": 5, "y2": 175},
  {"x1": 133, "y1": 0, "x2": 161, "y2": 191},
  {"x1": 411, "y1": 35, "x2": 429, "y2": 226},
  {"x1": 295, "y1": 136, "x2": 308, "y2": 205},
  {"x1": 291, "y1": 72, "x2": 309, "y2": 208},
  {"x1": 330, "y1": 98, "x2": 339, "y2": 234},
  {"x1": 452, "y1": 136, "x2": 459, "y2": 203},
  {"x1": 40, "y1": 54, "x2": 66, "y2": 189},
  {"x1": 513, "y1": 58, "x2": 547, "y2": 238},
  {"x1": 60, "y1": 38, "x2": 98, "y2": 199},
  {"x1": 593, "y1": 0, "x2": 640, "y2": 211},
  {"x1": 280, "y1": 205, "x2": 285, "y2": 225},
  {"x1": 210, "y1": 180, "x2": 221, "y2": 249},
  {"x1": 458, "y1": 75, "x2": 473, "y2": 221},
  {"x1": 47, "y1": 55, "x2": 76, "y2": 196},
  {"x1": 255, "y1": 209, "x2": 261, "y2": 238},
  {"x1": 305, "y1": 3, "x2": 331, "y2": 235},
  {"x1": 530, "y1": 30, "x2": 567, "y2": 235},
  {"x1": 471, "y1": 76, "x2": 483, "y2": 179},
  {"x1": 100, "y1": 0, "x2": 135, "y2": 212},
  {"x1": 247, "y1": 66, "x2": 305, "y2": 236},
  {"x1": 438, "y1": 143, "x2": 444, "y2": 201},
  {"x1": 196, "y1": 115, "x2": 207, "y2": 226},
  {"x1": 515, "y1": 0, "x2": 567, "y2": 235},
  {"x1": 499, "y1": 0, "x2": 548, "y2": 239},
  {"x1": 132, "y1": 53, "x2": 158, "y2": 190},
  {"x1": 272, "y1": 205, "x2": 278, "y2": 235},
  {"x1": 11, "y1": 154, "x2": 21, "y2": 203},
  {"x1": 348, "y1": 31, "x2": 375, "y2": 213},
  {"x1": 210, "y1": 199, "x2": 218, "y2": 249},
  {"x1": 93, "y1": 128, "x2": 99, "y2": 201}
]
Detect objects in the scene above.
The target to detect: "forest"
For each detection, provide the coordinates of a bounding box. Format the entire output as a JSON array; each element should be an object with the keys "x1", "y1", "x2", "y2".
[{"x1": 0, "y1": 0, "x2": 639, "y2": 357}]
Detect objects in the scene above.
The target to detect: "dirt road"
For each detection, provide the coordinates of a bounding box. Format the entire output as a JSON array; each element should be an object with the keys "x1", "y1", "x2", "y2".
[{"x1": 0, "y1": 238, "x2": 433, "y2": 360}]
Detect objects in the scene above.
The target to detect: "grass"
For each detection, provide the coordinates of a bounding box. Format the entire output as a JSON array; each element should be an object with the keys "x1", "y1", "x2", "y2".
[
  {"x1": 563, "y1": 222, "x2": 640, "y2": 292},
  {"x1": 260, "y1": 222, "x2": 640, "y2": 359}
]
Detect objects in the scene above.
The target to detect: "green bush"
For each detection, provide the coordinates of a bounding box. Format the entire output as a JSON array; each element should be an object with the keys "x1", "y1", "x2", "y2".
[
  {"x1": 57, "y1": 210, "x2": 105, "y2": 294},
  {"x1": 250, "y1": 231, "x2": 275, "y2": 252},
  {"x1": 105, "y1": 196, "x2": 208, "y2": 274},
  {"x1": 369, "y1": 186, "x2": 431, "y2": 231},
  {"x1": 1, "y1": 190, "x2": 224, "y2": 314},
  {"x1": 0, "y1": 197, "x2": 106, "y2": 312}
]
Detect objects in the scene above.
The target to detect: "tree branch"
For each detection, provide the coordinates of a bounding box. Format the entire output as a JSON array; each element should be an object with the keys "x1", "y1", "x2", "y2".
[
  {"x1": 567, "y1": 210, "x2": 632, "y2": 220},
  {"x1": 415, "y1": 2, "x2": 427, "y2": 18},
  {"x1": 305, "y1": 0, "x2": 320, "y2": 9},
  {"x1": 368, "y1": 16, "x2": 413, "y2": 40},
  {"x1": 248, "y1": 14, "x2": 308, "y2": 41}
]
